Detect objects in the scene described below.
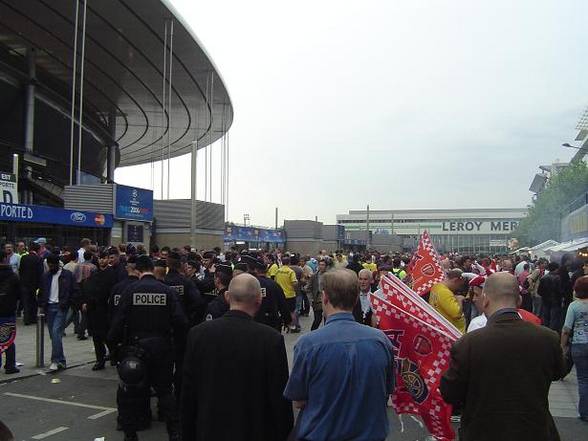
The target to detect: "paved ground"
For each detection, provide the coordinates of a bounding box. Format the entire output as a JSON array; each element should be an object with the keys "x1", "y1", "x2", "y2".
[{"x1": 0, "y1": 315, "x2": 586, "y2": 440}]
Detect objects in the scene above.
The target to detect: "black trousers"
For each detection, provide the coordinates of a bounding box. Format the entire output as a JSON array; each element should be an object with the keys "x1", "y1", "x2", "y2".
[
  {"x1": 92, "y1": 334, "x2": 107, "y2": 363},
  {"x1": 311, "y1": 308, "x2": 323, "y2": 331},
  {"x1": 21, "y1": 286, "x2": 38, "y2": 324},
  {"x1": 119, "y1": 338, "x2": 178, "y2": 435}
]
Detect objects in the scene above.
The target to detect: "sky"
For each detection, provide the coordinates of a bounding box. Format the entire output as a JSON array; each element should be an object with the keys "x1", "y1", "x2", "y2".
[{"x1": 115, "y1": 0, "x2": 588, "y2": 228}]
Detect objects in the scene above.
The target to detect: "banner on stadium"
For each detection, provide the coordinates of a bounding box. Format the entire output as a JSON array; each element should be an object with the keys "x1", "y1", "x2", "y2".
[
  {"x1": 0, "y1": 172, "x2": 18, "y2": 204},
  {"x1": 373, "y1": 274, "x2": 458, "y2": 441},
  {"x1": 408, "y1": 230, "x2": 445, "y2": 296},
  {"x1": 0, "y1": 203, "x2": 113, "y2": 228}
]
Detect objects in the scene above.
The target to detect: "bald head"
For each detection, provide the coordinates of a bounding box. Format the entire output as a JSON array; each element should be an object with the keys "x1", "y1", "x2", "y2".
[
  {"x1": 482, "y1": 272, "x2": 519, "y2": 315},
  {"x1": 227, "y1": 273, "x2": 262, "y2": 313}
]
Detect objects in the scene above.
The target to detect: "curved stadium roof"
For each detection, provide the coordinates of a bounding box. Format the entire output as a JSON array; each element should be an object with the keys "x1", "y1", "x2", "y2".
[{"x1": 0, "y1": 0, "x2": 233, "y2": 167}]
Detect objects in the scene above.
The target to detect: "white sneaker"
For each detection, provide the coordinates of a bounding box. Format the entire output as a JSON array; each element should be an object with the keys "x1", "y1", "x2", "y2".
[{"x1": 48, "y1": 362, "x2": 59, "y2": 372}]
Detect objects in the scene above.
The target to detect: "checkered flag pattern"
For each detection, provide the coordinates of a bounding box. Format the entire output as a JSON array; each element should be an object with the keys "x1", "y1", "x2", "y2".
[
  {"x1": 373, "y1": 276, "x2": 458, "y2": 441},
  {"x1": 407, "y1": 230, "x2": 446, "y2": 296}
]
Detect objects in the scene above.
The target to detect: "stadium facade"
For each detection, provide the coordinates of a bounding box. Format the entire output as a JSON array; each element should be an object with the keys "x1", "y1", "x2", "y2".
[{"x1": 0, "y1": 0, "x2": 232, "y2": 248}]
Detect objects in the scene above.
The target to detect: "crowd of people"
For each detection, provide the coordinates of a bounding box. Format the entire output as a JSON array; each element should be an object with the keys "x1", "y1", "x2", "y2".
[{"x1": 0, "y1": 237, "x2": 587, "y2": 440}]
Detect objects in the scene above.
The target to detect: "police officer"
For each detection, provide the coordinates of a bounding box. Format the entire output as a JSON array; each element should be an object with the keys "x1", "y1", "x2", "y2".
[
  {"x1": 205, "y1": 263, "x2": 233, "y2": 320},
  {"x1": 108, "y1": 255, "x2": 187, "y2": 441},
  {"x1": 81, "y1": 250, "x2": 117, "y2": 371},
  {"x1": 164, "y1": 252, "x2": 203, "y2": 326},
  {"x1": 109, "y1": 255, "x2": 140, "y2": 323},
  {"x1": 241, "y1": 254, "x2": 291, "y2": 331}
]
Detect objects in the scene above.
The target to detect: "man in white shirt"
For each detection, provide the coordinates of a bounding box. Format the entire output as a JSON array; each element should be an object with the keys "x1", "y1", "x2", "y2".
[
  {"x1": 77, "y1": 238, "x2": 91, "y2": 264},
  {"x1": 467, "y1": 275, "x2": 488, "y2": 332}
]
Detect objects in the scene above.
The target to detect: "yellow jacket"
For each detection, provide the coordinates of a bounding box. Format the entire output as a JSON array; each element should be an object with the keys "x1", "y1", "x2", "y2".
[{"x1": 428, "y1": 283, "x2": 465, "y2": 333}]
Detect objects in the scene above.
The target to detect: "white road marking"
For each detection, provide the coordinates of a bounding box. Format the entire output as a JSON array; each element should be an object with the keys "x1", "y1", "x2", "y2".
[
  {"x1": 3, "y1": 392, "x2": 116, "y2": 419},
  {"x1": 31, "y1": 426, "x2": 69, "y2": 439}
]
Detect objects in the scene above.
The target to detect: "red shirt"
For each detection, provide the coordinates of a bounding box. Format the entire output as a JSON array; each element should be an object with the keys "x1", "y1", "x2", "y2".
[{"x1": 518, "y1": 308, "x2": 542, "y2": 325}]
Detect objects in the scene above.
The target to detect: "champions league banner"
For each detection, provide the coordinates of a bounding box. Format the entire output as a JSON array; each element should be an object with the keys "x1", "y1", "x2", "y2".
[
  {"x1": 373, "y1": 275, "x2": 458, "y2": 441},
  {"x1": 0, "y1": 316, "x2": 16, "y2": 353}
]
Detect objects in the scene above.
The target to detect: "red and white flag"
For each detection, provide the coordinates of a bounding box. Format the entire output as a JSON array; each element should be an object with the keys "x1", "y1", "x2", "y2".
[
  {"x1": 408, "y1": 231, "x2": 445, "y2": 296},
  {"x1": 373, "y1": 274, "x2": 459, "y2": 441}
]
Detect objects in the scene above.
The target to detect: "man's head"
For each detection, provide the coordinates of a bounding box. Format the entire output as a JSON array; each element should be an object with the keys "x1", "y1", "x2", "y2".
[
  {"x1": 321, "y1": 269, "x2": 359, "y2": 317},
  {"x1": 98, "y1": 251, "x2": 109, "y2": 270},
  {"x1": 318, "y1": 259, "x2": 328, "y2": 273},
  {"x1": 28, "y1": 242, "x2": 40, "y2": 254},
  {"x1": 126, "y1": 255, "x2": 140, "y2": 278},
  {"x1": 107, "y1": 247, "x2": 120, "y2": 266},
  {"x1": 62, "y1": 248, "x2": 75, "y2": 263},
  {"x1": 469, "y1": 275, "x2": 486, "y2": 314},
  {"x1": 4, "y1": 243, "x2": 14, "y2": 256},
  {"x1": 81, "y1": 238, "x2": 91, "y2": 250},
  {"x1": 166, "y1": 252, "x2": 182, "y2": 272},
  {"x1": 281, "y1": 255, "x2": 291, "y2": 266},
  {"x1": 227, "y1": 273, "x2": 262, "y2": 316},
  {"x1": 547, "y1": 262, "x2": 559, "y2": 273},
  {"x1": 184, "y1": 259, "x2": 200, "y2": 277},
  {"x1": 160, "y1": 246, "x2": 171, "y2": 260},
  {"x1": 444, "y1": 269, "x2": 464, "y2": 292},
  {"x1": 83, "y1": 250, "x2": 94, "y2": 262},
  {"x1": 573, "y1": 275, "x2": 588, "y2": 299},
  {"x1": 538, "y1": 258, "x2": 548, "y2": 270},
  {"x1": 392, "y1": 258, "x2": 401, "y2": 269},
  {"x1": 482, "y1": 272, "x2": 520, "y2": 317},
  {"x1": 501, "y1": 259, "x2": 514, "y2": 273},
  {"x1": 135, "y1": 255, "x2": 155, "y2": 276},
  {"x1": 46, "y1": 254, "x2": 61, "y2": 274},
  {"x1": 16, "y1": 241, "x2": 26, "y2": 254},
  {"x1": 214, "y1": 264, "x2": 233, "y2": 290},
  {"x1": 358, "y1": 269, "x2": 372, "y2": 292},
  {"x1": 290, "y1": 255, "x2": 300, "y2": 266},
  {"x1": 202, "y1": 251, "x2": 215, "y2": 269}
]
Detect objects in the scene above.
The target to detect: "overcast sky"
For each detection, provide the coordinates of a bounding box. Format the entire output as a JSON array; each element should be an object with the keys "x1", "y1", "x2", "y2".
[{"x1": 116, "y1": 0, "x2": 588, "y2": 227}]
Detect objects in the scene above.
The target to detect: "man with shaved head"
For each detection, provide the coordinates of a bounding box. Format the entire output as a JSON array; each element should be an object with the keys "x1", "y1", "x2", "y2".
[
  {"x1": 181, "y1": 273, "x2": 293, "y2": 441},
  {"x1": 441, "y1": 272, "x2": 565, "y2": 441}
]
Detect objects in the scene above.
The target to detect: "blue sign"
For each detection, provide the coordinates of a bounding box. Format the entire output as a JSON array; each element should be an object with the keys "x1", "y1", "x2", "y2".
[
  {"x1": 0, "y1": 203, "x2": 113, "y2": 228},
  {"x1": 224, "y1": 224, "x2": 285, "y2": 243},
  {"x1": 115, "y1": 185, "x2": 153, "y2": 222}
]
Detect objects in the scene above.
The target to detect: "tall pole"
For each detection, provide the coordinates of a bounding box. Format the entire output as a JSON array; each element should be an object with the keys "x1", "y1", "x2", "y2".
[
  {"x1": 166, "y1": 19, "x2": 174, "y2": 199},
  {"x1": 366, "y1": 204, "x2": 370, "y2": 248},
  {"x1": 160, "y1": 20, "x2": 167, "y2": 200},
  {"x1": 76, "y1": 0, "x2": 87, "y2": 185},
  {"x1": 190, "y1": 141, "x2": 197, "y2": 250},
  {"x1": 275, "y1": 207, "x2": 278, "y2": 229},
  {"x1": 69, "y1": 0, "x2": 80, "y2": 186}
]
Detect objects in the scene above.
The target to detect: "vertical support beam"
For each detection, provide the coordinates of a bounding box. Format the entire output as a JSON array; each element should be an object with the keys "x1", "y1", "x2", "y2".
[
  {"x1": 275, "y1": 207, "x2": 278, "y2": 230},
  {"x1": 190, "y1": 141, "x2": 198, "y2": 250},
  {"x1": 69, "y1": 0, "x2": 80, "y2": 186},
  {"x1": 24, "y1": 48, "x2": 36, "y2": 153},
  {"x1": 166, "y1": 19, "x2": 174, "y2": 200},
  {"x1": 76, "y1": 0, "x2": 88, "y2": 185},
  {"x1": 160, "y1": 20, "x2": 168, "y2": 200},
  {"x1": 107, "y1": 112, "x2": 117, "y2": 182}
]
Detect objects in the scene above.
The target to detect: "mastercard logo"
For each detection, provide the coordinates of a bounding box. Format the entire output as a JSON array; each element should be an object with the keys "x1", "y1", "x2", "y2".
[{"x1": 94, "y1": 214, "x2": 105, "y2": 226}]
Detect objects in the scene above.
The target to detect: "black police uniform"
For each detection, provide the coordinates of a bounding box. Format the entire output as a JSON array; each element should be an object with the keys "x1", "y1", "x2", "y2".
[
  {"x1": 82, "y1": 266, "x2": 118, "y2": 367},
  {"x1": 108, "y1": 275, "x2": 188, "y2": 440},
  {"x1": 255, "y1": 275, "x2": 291, "y2": 331},
  {"x1": 109, "y1": 275, "x2": 139, "y2": 323},
  {"x1": 164, "y1": 270, "x2": 203, "y2": 326},
  {"x1": 205, "y1": 287, "x2": 229, "y2": 320}
]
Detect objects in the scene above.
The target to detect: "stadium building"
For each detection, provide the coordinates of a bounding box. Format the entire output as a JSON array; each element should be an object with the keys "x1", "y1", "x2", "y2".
[
  {"x1": 336, "y1": 208, "x2": 527, "y2": 254},
  {"x1": 0, "y1": 0, "x2": 232, "y2": 248}
]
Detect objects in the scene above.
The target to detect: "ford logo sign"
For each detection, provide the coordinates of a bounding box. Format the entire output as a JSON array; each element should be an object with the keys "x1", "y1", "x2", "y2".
[{"x1": 70, "y1": 212, "x2": 87, "y2": 223}]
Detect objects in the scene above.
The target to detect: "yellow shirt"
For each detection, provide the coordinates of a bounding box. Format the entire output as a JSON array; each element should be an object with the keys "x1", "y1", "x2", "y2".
[
  {"x1": 267, "y1": 263, "x2": 279, "y2": 278},
  {"x1": 274, "y1": 265, "x2": 298, "y2": 299},
  {"x1": 363, "y1": 262, "x2": 377, "y2": 273},
  {"x1": 428, "y1": 283, "x2": 465, "y2": 333}
]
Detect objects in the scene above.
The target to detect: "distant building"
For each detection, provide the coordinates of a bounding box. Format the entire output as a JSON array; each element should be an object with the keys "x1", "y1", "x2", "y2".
[{"x1": 336, "y1": 208, "x2": 527, "y2": 254}]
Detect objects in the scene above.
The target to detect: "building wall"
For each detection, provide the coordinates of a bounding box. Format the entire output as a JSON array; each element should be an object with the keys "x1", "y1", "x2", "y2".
[
  {"x1": 285, "y1": 239, "x2": 323, "y2": 256},
  {"x1": 153, "y1": 232, "x2": 223, "y2": 250}
]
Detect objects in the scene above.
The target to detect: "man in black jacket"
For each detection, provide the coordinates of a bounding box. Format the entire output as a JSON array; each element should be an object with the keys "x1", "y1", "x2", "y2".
[
  {"x1": 82, "y1": 251, "x2": 117, "y2": 370},
  {"x1": 204, "y1": 263, "x2": 232, "y2": 320},
  {"x1": 0, "y1": 251, "x2": 21, "y2": 374},
  {"x1": 18, "y1": 242, "x2": 43, "y2": 325},
  {"x1": 181, "y1": 273, "x2": 293, "y2": 441},
  {"x1": 538, "y1": 262, "x2": 563, "y2": 331}
]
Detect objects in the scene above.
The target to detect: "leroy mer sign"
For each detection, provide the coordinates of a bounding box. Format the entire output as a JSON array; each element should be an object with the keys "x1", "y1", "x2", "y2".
[{"x1": 442, "y1": 221, "x2": 519, "y2": 232}]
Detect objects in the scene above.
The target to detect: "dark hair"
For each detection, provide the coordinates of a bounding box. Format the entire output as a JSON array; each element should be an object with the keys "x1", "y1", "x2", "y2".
[
  {"x1": 83, "y1": 250, "x2": 93, "y2": 261},
  {"x1": 215, "y1": 271, "x2": 232, "y2": 287},
  {"x1": 547, "y1": 262, "x2": 559, "y2": 272},
  {"x1": 393, "y1": 258, "x2": 401, "y2": 268},
  {"x1": 136, "y1": 256, "x2": 155, "y2": 272},
  {"x1": 46, "y1": 254, "x2": 60, "y2": 265},
  {"x1": 290, "y1": 255, "x2": 300, "y2": 265},
  {"x1": 322, "y1": 269, "x2": 359, "y2": 310},
  {"x1": 523, "y1": 263, "x2": 529, "y2": 271},
  {"x1": 574, "y1": 276, "x2": 588, "y2": 299}
]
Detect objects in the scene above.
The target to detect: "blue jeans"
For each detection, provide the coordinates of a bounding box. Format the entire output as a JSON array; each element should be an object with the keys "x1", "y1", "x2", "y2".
[
  {"x1": 46, "y1": 304, "x2": 66, "y2": 365},
  {"x1": 572, "y1": 343, "x2": 588, "y2": 419}
]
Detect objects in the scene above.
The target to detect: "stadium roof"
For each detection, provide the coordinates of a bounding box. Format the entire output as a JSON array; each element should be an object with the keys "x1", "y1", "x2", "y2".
[{"x1": 0, "y1": 0, "x2": 233, "y2": 167}]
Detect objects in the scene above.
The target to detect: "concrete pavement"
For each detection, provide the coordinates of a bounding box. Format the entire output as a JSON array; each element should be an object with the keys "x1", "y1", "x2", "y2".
[{"x1": 0, "y1": 314, "x2": 586, "y2": 440}]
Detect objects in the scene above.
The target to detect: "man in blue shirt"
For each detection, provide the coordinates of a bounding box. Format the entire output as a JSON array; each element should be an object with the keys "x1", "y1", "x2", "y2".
[{"x1": 284, "y1": 268, "x2": 395, "y2": 441}]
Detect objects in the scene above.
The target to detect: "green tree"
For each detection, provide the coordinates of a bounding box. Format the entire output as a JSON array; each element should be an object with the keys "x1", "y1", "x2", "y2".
[{"x1": 516, "y1": 160, "x2": 588, "y2": 246}]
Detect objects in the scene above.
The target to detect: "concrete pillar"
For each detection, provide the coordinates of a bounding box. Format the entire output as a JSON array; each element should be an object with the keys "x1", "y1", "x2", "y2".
[{"x1": 24, "y1": 47, "x2": 36, "y2": 153}]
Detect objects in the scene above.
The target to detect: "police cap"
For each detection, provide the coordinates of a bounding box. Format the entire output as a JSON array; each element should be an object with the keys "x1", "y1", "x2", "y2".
[
  {"x1": 240, "y1": 254, "x2": 265, "y2": 270},
  {"x1": 234, "y1": 262, "x2": 249, "y2": 273},
  {"x1": 202, "y1": 251, "x2": 216, "y2": 259},
  {"x1": 215, "y1": 263, "x2": 233, "y2": 277}
]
